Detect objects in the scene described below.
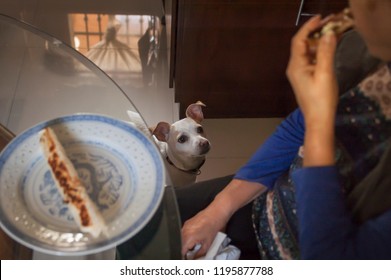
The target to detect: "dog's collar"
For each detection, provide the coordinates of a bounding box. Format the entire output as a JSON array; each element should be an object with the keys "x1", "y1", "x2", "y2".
[{"x1": 165, "y1": 156, "x2": 205, "y2": 175}]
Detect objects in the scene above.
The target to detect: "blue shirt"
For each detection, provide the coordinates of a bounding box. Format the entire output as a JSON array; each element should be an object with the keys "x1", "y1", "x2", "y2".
[
  {"x1": 234, "y1": 109, "x2": 305, "y2": 189},
  {"x1": 234, "y1": 108, "x2": 391, "y2": 259}
]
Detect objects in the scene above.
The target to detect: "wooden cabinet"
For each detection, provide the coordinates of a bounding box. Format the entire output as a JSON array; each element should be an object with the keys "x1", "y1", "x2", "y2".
[{"x1": 170, "y1": 0, "x2": 347, "y2": 118}]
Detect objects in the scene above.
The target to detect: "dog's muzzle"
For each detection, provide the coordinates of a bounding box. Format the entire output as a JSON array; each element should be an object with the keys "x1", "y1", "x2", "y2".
[{"x1": 198, "y1": 140, "x2": 210, "y2": 155}]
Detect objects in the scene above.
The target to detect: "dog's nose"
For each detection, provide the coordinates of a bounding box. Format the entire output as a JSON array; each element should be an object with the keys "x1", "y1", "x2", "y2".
[{"x1": 199, "y1": 140, "x2": 210, "y2": 154}]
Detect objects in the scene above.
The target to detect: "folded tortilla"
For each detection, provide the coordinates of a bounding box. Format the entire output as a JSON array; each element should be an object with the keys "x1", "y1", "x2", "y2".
[{"x1": 39, "y1": 127, "x2": 105, "y2": 238}]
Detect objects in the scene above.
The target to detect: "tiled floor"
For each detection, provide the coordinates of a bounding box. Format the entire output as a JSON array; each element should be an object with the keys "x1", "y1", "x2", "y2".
[{"x1": 0, "y1": 0, "x2": 283, "y2": 183}]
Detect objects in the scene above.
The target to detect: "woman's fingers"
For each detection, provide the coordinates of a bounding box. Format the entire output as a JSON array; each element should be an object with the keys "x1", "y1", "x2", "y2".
[
  {"x1": 286, "y1": 14, "x2": 338, "y2": 121},
  {"x1": 296, "y1": 14, "x2": 322, "y2": 37},
  {"x1": 290, "y1": 15, "x2": 321, "y2": 62},
  {"x1": 287, "y1": 15, "x2": 321, "y2": 82},
  {"x1": 181, "y1": 228, "x2": 200, "y2": 256},
  {"x1": 181, "y1": 217, "x2": 214, "y2": 258},
  {"x1": 181, "y1": 233, "x2": 210, "y2": 258},
  {"x1": 315, "y1": 32, "x2": 337, "y2": 75}
]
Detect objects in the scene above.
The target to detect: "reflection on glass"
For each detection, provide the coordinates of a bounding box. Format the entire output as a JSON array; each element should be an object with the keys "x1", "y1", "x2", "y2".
[
  {"x1": 0, "y1": 14, "x2": 140, "y2": 134},
  {"x1": 68, "y1": 13, "x2": 160, "y2": 88}
]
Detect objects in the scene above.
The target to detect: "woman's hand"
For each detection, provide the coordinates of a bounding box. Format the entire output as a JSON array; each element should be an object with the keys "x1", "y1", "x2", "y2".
[
  {"x1": 286, "y1": 15, "x2": 338, "y2": 125},
  {"x1": 181, "y1": 179, "x2": 267, "y2": 259},
  {"x1": 286, "y1": 16, "x2": 338, "y2": 166},
  {"x1": 181, "y1": 206, "x2": 227, "y2": 258}
]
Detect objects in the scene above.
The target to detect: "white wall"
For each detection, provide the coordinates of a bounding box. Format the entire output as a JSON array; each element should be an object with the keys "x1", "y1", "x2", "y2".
[{"x1": 197, "y1": 118, "x2": 283, "y2": 182}]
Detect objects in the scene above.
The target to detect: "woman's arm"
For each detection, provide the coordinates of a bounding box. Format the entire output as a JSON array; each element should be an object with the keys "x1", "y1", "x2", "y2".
[
  {"x1": 234, "y1": 108, "x2": 305, "y2": 188},
  {"x1": 286, "y1": 15, "x2": 338, "y2": 167},
  {"x1": 286, "y1": 16, "x2": 391, "y2": 259},
  {"x1": 181, "y1": 108, "x2": 306, "y2": 258},
  {"x1": 181, "y1": 178, "x2": 267, "y2": 257},
  {"x1": 293, "y1": 167, "x2": 391, "y2": 259}
]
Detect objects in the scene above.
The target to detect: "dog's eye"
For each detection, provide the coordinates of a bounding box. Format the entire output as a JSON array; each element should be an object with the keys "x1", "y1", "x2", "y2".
[
  {"x1": 196, "y1": 127, "x2": 204, "y2": 134},
  {"x1": 178, "y1": 135, "x2": 188, "y2": 143}
]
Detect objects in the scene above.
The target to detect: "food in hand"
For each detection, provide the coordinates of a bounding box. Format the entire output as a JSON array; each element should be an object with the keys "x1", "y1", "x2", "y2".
[
  {"x1": 39, "y1": 127, "x2": 105, "y2": 238},
  {"x1": 307, "y1": 8, "x2": 354, "y2": 63}
]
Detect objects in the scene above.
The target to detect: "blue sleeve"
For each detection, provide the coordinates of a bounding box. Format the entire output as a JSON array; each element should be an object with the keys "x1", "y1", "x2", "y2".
[
  {"x1": 234, "y1": 108, "x2": 305, "y2": 189},
  {"x1": 292, "y1": 166, "x2": 391, "y2": 259}
]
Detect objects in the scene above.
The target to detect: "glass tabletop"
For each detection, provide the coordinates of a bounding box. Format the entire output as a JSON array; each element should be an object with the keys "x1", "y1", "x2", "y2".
[
  {"x1": 0, "y1": 14, "x2": 181, "y2": 260},
  {"x1": 0, "y1": 14, "x2": 140, "y2": 133}
]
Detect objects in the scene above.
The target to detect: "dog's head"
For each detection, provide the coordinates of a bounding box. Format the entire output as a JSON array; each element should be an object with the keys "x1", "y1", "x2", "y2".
[{"x1": 152, "y1": 101, "x2": 211, "y2": 170}]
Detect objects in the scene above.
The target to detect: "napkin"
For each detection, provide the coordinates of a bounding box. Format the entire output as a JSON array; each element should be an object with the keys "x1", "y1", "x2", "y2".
[{"x1": 186, "y1": 232, "x2": 240, "y2": 260}]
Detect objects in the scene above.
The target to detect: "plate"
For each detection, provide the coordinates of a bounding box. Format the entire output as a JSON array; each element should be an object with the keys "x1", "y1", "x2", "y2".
[{"x1": 0, "y1": 114, "x2": 165, "y2": 256}]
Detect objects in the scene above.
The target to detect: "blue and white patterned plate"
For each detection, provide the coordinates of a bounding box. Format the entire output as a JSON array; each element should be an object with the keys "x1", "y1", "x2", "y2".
[{"x1": 0, "y1": 114, "x2": 165, "y2": 256}]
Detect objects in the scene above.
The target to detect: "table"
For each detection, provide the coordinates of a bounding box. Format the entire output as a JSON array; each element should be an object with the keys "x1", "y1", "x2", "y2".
[
  {"x1": 0, "y1": 14, "x2": 182, "y2": 260},
  {"x1": 0, "y1": 124, "x2": 32, "y2": 259}
]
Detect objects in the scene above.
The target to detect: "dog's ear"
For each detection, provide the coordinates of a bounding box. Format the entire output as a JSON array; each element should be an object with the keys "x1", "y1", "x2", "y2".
[
  {"x1": 152, "y1": 122, "x2": 171, "y2": 142},
  {"x1": 148, "y1": 126, "x2": 155, "y2": 134},
  {"x1": 186, "y1": 101, "x2": 206, "y2": 123}
]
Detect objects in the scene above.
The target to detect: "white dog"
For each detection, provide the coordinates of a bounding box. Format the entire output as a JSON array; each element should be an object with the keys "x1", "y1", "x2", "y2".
[{"x1": 127, "y1": 101, "x2": 210, "y2": 187}]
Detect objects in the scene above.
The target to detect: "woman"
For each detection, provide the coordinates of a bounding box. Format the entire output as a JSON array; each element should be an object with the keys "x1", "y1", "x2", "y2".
[
  {"x1": 287, "y1": 0, "x2": 391, "y2": 259},
  {"x1": 178, "y1": 0, "x2": 391, "y2": 259}
]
